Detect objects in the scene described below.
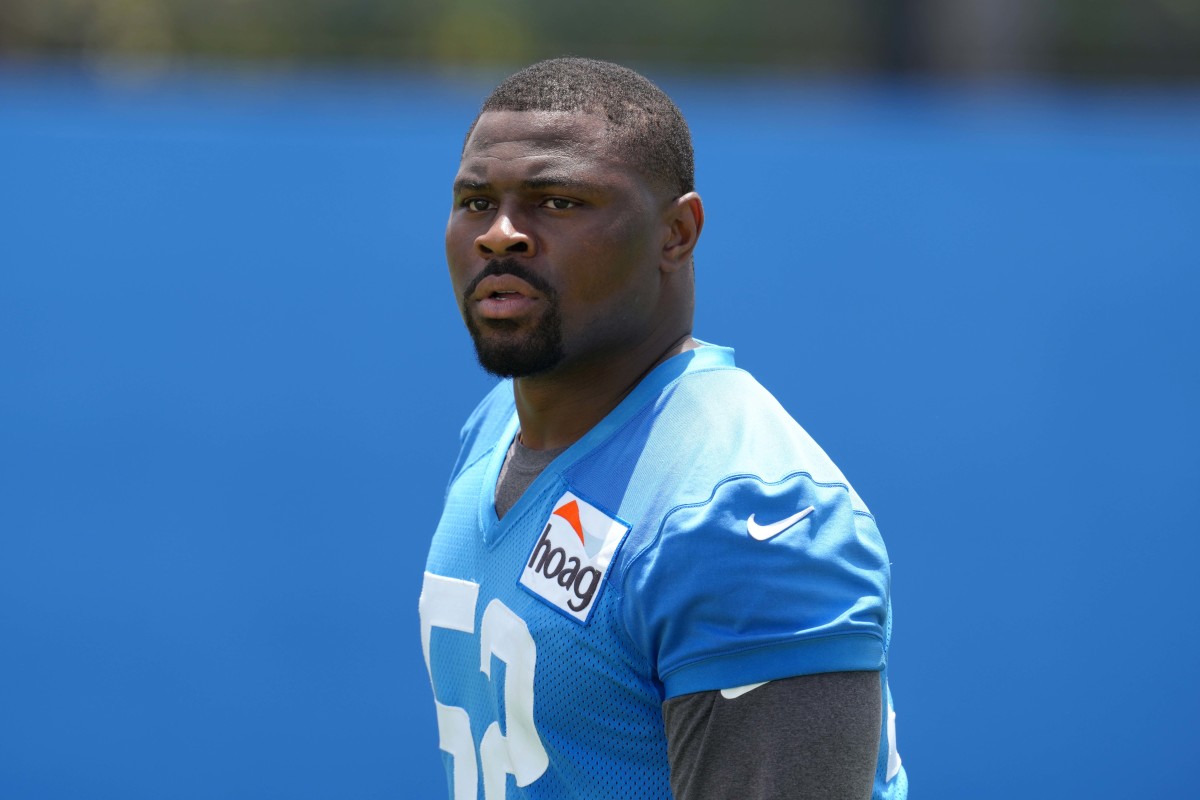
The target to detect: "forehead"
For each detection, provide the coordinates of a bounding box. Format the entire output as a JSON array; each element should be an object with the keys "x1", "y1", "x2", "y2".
[{"x1": 457, "y1": 110, "x2": 636, "y2": 183}]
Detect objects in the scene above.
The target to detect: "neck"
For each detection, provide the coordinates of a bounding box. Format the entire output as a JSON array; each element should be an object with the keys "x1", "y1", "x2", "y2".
[{"x1": 512, "y1": 332, "x2": 697, "y2": 451}]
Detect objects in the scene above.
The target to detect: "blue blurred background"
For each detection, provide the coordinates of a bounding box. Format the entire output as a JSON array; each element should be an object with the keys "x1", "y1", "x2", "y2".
[{"x1": 2, "y1": 4, "x2": 1199, "y2": 798}]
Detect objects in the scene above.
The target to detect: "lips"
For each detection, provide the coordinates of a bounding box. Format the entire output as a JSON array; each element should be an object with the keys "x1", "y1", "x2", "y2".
[
  {"x1": 471, "y1": 274, "x2": 539, "y2": 302},
  {"x1": 471, "y1": 274, "x2": 542, "y2": 320}
]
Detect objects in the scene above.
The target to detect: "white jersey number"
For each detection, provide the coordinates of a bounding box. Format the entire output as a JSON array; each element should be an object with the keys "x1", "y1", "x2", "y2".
[{"x1": 419, "y1": 572, "x2": 549, "y2": 800}]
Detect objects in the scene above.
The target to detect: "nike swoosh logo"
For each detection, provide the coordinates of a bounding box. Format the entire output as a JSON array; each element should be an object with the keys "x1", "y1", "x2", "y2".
[
  {"x1": 720, "y1": 681, "x2": 769, "y2": 699},
  {"x1": 746, "y1": 505, "x2": 815, "y2": 541}
]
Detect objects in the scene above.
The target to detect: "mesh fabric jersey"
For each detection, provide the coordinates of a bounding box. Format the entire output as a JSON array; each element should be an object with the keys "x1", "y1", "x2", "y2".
[{"x1": 420, "y1": 344, "x2": 907, "y2": 799}]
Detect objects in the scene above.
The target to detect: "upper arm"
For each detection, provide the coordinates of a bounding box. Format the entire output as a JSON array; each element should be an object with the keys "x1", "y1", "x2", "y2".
[{"x1": 663, "y1": 671, "x2": 882, "y2": 800}]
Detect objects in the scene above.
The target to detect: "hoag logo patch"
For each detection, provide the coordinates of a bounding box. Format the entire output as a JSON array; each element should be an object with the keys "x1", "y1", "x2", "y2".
[{"x1": 519, "y1": 491, "x2": 629, "y2": 622}]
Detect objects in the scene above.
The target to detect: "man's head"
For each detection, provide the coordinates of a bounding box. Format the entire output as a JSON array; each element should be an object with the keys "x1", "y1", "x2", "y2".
[
  {"x1": 469, "y1": 57, "x2": 695, "y2": 198},
  {"x1": 447, "y1": 58, "x2": 704, "y2": 381}
]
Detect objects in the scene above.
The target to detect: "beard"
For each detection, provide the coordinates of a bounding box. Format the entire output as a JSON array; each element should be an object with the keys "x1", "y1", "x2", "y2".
[{"x1": 461, "y1": 258, "x2": 565, "y2": 378}]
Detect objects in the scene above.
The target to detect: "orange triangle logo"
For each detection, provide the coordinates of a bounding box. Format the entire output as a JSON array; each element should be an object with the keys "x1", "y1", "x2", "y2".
[{"x1": 552, "y1": 500, "x2": 585, "y2": 545}]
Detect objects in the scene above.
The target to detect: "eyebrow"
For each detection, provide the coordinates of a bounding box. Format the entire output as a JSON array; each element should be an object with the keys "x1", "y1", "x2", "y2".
[{"x1": 452, "y1": 176, "x2": 598, "y2": 194}]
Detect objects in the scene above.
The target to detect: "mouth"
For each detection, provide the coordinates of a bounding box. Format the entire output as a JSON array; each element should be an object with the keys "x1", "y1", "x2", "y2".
[
  {"x1": 471, "y1": 275, "x2": 542, "y2": 320},
  {"x1": 472, "y1": 274, "x2": 538, "y2": 301}
]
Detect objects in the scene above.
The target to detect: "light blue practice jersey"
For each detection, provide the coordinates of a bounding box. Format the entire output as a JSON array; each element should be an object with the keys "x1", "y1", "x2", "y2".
[{"x1": 420, "y1": 344, "x2": 907, "y2": 799}]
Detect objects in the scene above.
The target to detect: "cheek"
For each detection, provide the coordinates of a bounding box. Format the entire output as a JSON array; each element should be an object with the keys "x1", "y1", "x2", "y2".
[
  {"x1": 445, "y1": 223, "x2": 476, "y2": 291},
  {"x1": 445, "y1": 221, "x2": 464, "y2": 258},
  {"x1": 557, "y1": 260, "x2": 655, "y2": 338},
  {"x1": 576, "y1": 226, "x2": 658, "y2": 300}
]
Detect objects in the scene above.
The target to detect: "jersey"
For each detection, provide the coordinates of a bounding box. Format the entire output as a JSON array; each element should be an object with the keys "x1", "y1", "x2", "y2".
[{"x1": 420, "y1": 344, "x2": 907, "y2": 800}]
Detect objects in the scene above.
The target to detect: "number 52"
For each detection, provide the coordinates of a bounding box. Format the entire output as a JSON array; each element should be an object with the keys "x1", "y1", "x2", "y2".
[{"x1": 420, "y1": 572, "x2": 549, "y2": 800}]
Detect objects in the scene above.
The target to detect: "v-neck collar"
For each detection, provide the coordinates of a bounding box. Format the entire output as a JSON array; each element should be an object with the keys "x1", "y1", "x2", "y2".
[{"x1": 476, "y1": 344, "x2": 737, "y2": 547}]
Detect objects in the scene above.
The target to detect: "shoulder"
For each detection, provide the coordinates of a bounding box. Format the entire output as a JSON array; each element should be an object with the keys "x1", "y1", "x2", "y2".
[
  {"x1": 460, "y1": 379, "x2": 515, "y2": 437},
  {"x1": 560, "y1": 346, "x2": 871, "y2": 523},
  {"x1": 600, "y1": 356, "x2": 891, "y2": 696},
  {"x1": 447, "y1": 380, "x2": 515, "y2": 486},
  {"x1": 654, "y1": 362, "x2": 869, "y2": 512},
  {"x1": 633, "y1": 361, "x2": 883, "y2": 576}
]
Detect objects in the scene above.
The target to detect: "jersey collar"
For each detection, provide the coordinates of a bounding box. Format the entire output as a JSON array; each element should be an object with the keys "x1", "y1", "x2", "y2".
[{"x1": 479, "y1": 343, "x2": 737, "y2": 544}]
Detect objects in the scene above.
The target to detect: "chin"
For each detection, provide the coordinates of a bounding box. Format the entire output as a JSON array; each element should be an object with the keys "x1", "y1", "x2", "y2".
[
  {"x1": 466, "y1": 307, "x2": 565, "y2": 379},
  {"x1": 472, "y1": 336, "x2": 565, "y2": 378}
]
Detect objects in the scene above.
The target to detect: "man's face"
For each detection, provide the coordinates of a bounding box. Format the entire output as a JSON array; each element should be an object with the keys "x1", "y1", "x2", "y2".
[{"x1": 446, "y1": 110, "x2": 670, "y2": 379}]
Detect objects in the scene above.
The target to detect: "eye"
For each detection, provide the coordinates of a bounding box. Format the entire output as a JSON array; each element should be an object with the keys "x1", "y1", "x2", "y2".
[
  {"x1": 462, "y1": 198, "x2": 494, "y2": 212},
  {"x1": 541, "y1": 197, "x2": 579, "y2": 211}
]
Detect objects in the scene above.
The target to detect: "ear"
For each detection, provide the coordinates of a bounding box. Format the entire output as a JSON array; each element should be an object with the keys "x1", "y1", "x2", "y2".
[{"x1": 660, "y1": 192, "x2": 704, "y2": 274}]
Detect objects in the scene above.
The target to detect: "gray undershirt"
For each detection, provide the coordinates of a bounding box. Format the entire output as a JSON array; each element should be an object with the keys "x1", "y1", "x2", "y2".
[
  {"x1": 495, "y1": 435, "x2": 567, "y2": 520},
  {"x1": 494, "y1": 435, "x2": 881, "y2": 798},
  {"x1": 664, "y1": 672, "x2": 881, "y2": 800}
]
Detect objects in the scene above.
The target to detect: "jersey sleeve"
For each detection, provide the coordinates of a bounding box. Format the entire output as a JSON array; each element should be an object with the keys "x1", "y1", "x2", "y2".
[{"x1": 620, "y1": 472, "x2": 890, "y2": 700}]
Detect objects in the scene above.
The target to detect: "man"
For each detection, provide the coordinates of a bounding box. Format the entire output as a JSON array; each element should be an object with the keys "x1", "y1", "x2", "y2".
[{"x1": 420, "y1": 58, "x2": 907, "y2": 800}]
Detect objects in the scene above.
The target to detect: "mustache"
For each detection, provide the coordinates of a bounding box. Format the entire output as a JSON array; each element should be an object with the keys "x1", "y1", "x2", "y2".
[{"x1": 462, "y1": 258, "x2": 557, "y2": 301}]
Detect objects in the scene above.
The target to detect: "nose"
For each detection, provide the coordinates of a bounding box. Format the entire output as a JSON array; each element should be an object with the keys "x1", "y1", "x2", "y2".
[{"x1": 475, "y1": 212, "x2": 533, "y2": 258}]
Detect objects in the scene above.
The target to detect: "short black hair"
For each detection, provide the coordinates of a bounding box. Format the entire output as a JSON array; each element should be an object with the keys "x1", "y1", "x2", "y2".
[{"x1": 469, "y1": 57, "x2": 695, "y2": 196}]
